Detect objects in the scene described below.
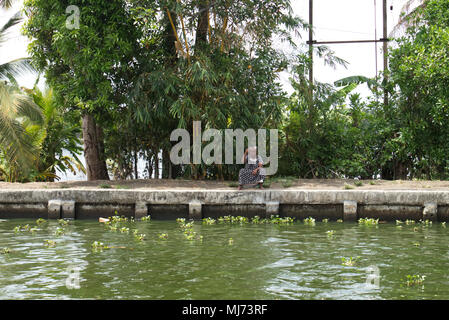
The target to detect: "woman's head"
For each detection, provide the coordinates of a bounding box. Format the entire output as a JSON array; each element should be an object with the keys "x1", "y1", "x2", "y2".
[{"x1": 248, "y1": 146, "x2": 257, "y2": 158}]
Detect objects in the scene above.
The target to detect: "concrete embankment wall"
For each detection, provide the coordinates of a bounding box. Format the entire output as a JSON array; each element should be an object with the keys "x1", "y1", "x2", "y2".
[{"x1": 0, "y1": 189, "x2": 447, "y2": 221}]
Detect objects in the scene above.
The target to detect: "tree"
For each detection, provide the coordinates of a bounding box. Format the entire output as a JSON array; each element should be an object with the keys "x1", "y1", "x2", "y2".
[
  {"x1": 23, "y1": 0, "x2": 142, "y2": 180},
  {"x1": 389, "y1": 0, "x2": 449, "y2": 179},
  {"x1": 129, "y1": 0, "x2": 304, "y2": 180},
  {"x1": 0, "y1": 11, "x2": 43, "y2": 180}
]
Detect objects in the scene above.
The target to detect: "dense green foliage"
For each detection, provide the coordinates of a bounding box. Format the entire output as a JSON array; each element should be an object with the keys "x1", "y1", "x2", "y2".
[{"x1": 2, "y1": 0, "x2": 449, "y2": 182}]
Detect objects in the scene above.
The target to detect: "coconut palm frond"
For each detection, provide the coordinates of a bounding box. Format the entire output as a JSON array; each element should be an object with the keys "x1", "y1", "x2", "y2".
[
  {"x1": 0, "y1": 82, "x2": 43, "y2": 167},
  {"x1": 0, "y1": 58, "x2": 36, "y2": 80},
  {"x1": 0, "y1": 0, "x2": 14, "y2": 9},
  {"x1": 0, "y1": 11, "x2": 22, "y2": 44}
]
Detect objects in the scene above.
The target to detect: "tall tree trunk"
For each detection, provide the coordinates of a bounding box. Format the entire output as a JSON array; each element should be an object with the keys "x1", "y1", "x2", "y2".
[
  {"x1": 134, "y1": 150, "x2": 139, "y2": 180},
  {"x1": 162, "y1": 149, "x2": 172, "y2": 179},
  {"x1": 95, "y1": 124, "x2": 109, "y2": 179},
  {"x1": 154, "y1": 152, "x2": 160, "y2": 179},
  {"x1": 82, "y1": 113, "x2": 110, "y2": 181},
  {"x1": 195, "y1": 0, "x2": 209, "y2": 50},
  {"x1": 147, "y1": 152, "x2": 153, "y2": 179}
]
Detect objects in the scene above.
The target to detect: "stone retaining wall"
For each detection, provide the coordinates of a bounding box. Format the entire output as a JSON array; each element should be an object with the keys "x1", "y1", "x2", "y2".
[{"x1": 0, "y1": 189, "x2": 446, "y2": 221}]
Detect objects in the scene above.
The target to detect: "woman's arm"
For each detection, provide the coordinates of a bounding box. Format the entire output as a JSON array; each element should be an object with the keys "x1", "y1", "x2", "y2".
[{"x1": 242, "y1": 149, "x2": 248, "y2": 164}]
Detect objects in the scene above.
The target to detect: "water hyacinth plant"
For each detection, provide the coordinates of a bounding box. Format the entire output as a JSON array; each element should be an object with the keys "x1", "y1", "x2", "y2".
[
  {"x1": 202, "y1": 217, "x2": 216, "y2": 225},
  {"x1": 419, "y1": 219, "x2": 432, "y2": 226},
  {"x1": 341, "y1": 256, "x2": 359, "y2": 266},
  {"x1": 358, "y1": 218, "x2": 379, "y2": 226},
  {"x1": 158, "y1": 233, "x2": 168, "y2": 240},
  {"x1": 176, "y1": 218, "x2": 186, "y2": 224},
  {"x1": 36, "y1": 218, "x2": 46, "y2": 225},
  {"x1": 404, "y1": 274, "x2": 426, "y2": 287},
  {"x1": 54, "y1": 227, "x2": 65, "y2": 236},
  {"x1": 109, "y1": 215, "x2": 129, "y2": 223},
  {"x1": 303, "y1": 217, "x2": 316, "y2": 226},
  {"x1": 91, "y1": 241, "x2": 109, "y2": 251},
  {"x1": 133, "y1": 230, "x2": 146, "y2": 241},
  {"x1": 140, "y1": 215, "x2": 151, "y2": 222},
  {"x1": 326, "y1": 230, "x2": 335, "y2": 237},
  {"x1": 14, "y1": 224, "x2": 35, "y2": 233},
  {"x1": 44, "y1": 240, "x2": 56, "y2": 247},
  {"x1": 1, "y1": 247, "x2": 12, "y2": 254},
  {"x1": 58, "y1": 219, "x2": 69, "y2": 227}
]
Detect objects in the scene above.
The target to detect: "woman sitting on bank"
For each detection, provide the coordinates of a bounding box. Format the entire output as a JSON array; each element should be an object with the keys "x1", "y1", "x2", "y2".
[{"x1": 238, "y1": 146, "x2": 265, "y2": 190}]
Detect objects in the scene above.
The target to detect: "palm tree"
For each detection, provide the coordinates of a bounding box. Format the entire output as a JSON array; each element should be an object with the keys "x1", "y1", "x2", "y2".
[
  {"x1": 25, "y1": 86, "x2": 85, "y2": 182},
  {"x1": 0, "y1": 9, "x2": 43, "y2": 180},
  {"x1": 0, "y1": 0, "x2": 14, "y2": 9}
]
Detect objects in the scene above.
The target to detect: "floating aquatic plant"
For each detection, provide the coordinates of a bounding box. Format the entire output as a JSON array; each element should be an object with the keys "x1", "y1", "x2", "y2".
[
  {"x1": 270, "y1": 215, "x2": 295, "y2": 225},
  {"x1": 44, "y1": 240, "x2": 56, "y2": 247},
  {"x1": 140, "y1": 215, "x2": 151, "y2": 222},
  {"x1": 202, "y1": 217, "x2": 216, "y2": 225},
  {"x1": 404, "y1": 274, "x2": 426, "y2": 287},
  {"x1": 396, "y1": 220, "x2": 403, "y2": 225},
  {"x1": 322, "y1": 219, "x2": 329, "y2": 223},
  {"x1": 36, "y1": 218, "x2": 47, "y2": 225},
  {"x1": 119, "y1": 227, "x2": 130, "y2": 233},
  {"x1": 419, "y1": 219, "x2": 432, "y2": 226},
  {"x1": 252, "y1": 216, "x2": 261, "y2": 224},
  {"x1": 442, "y1": 222, "x2": 446, "y2": 228},
  {"x1": 159, "y1": 233, "x2": 168, "y2": 240},
  {"x1": 337, "y1": 219, "x2": 343, "y2": 223},
  {"x1": 405, "y1": 220, "x2": 416, "y2": 225},
  {"x1": 176, "y1": 218, "x2": 186, "y2": 224},
  {"x1": 1, "y1": 247, "x2": 11, "y2": 254},
  {"x1": 91, "y1": 241, "x2": 109, "y2": 251},
  {"x1": 54, "y1": 227, "x2": 65, "y2": 236},
  {"x1": 303, "y1": 217, "x2": 316, "y2": 226},
  {"x1": 58, "y1": 219, "x2": 69, "y2": 227},
  {"x1": 228, "y1": 238, "x2": 234, "y2": 245},
  {"x1": 341, "y1": 256, "x2": 359, "y2": 266},
  {"x1": 133, "y1": 231, "x2": 146, "y2": 241},
  {"x1": 109, "y1": 215, "x2": 129, "y2": 223},
  {"x1": 14, "y1": 224, "x2": 34, "y2": 233},
  {"x1": 326, "y1": 230, "x2": 335, "y2": 237},
  {"x1": 358, "y1": 218, "x2": 379, "y2": 226},
  {"x1": 185, "y1": 232, "x2": 196, "y2": 241}
]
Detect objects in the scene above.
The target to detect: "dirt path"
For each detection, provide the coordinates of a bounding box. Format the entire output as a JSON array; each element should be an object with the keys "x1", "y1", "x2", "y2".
[{"x1": 1, "y1": 179, "x2": 449, "y2": 190}]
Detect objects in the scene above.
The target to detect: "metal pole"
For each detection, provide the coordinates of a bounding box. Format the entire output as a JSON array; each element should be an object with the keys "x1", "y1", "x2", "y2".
[
  {"x1": 308, "y1": 0, "x2": 313, "y2": 103},
  {"x1": 383, "y1": 0, "x2": 388, "y2": 107}
]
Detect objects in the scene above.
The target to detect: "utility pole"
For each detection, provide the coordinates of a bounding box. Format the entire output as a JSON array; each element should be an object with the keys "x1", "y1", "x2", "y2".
[
  {"x1": 382, "y1": 0, "x2": 389, "y2": 107},
  {"x1": 308, "y1": 0, "x2": 314, "y2": 105},
  {"x1": 306, "y1": 0, "x2": 390, "y2": 108}
]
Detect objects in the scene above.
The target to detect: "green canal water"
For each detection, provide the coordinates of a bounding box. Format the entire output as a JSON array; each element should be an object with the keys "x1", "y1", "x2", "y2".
[{"x1": 1, "y1": 218, "x2": 449, "y2": 300}]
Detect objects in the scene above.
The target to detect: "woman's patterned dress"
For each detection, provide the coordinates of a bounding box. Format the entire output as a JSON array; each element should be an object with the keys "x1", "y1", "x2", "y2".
[{"x1": 239, "y1": 155, "x2": 265, "y2": 185}]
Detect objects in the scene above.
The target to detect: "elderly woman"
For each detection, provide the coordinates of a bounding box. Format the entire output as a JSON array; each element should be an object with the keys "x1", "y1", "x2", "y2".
[{"x1": 238, "y1": 146, "x2": 265, "y2": 190}]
